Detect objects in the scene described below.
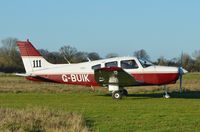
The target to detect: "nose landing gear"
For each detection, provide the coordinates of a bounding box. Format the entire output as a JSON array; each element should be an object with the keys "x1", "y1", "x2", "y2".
[{"x1": 163, "y1": 85, "x2": 170, "y2": 98}]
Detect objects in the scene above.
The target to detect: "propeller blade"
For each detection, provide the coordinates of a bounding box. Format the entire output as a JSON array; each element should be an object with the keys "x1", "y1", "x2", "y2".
[
  {"x1": 178, "y1": 53, "x2": 189, "y2": 93},
  {"x1": 180, "y1": 52, "x2": 183, "y2": 67}
]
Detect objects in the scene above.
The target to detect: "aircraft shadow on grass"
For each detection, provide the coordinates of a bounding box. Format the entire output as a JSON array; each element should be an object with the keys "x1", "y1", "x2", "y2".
[{"x1": 99, "y1": 91, "x2": 200, "y2": 99}]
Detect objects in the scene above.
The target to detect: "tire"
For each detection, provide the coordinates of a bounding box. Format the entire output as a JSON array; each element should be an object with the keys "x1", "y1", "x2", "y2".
[
  {"x1": 112, "y1": 91, "x2": 122, "y2": 99},
  {"x1": 163, "y1": 94, "x2": 170, "y2": 98},
  {"x1": 122, "y1": 89, "x2": 128, "y2": 96}
]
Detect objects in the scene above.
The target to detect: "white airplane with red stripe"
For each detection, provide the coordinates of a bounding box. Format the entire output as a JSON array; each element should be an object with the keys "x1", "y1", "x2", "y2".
[{"x1": 16, "y1": 40, "x2": 188, "y2": 99}]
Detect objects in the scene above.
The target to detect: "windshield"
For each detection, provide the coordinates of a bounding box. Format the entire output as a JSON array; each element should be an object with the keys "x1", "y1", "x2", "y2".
[{"x1": 139, "y1": 59, "x2": 154, "y2": 68}]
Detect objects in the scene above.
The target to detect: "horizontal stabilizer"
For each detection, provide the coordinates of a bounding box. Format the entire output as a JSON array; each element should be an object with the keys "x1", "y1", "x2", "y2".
[{"x1": 15, "y1": 73, "x2": 36, "y2": 77}]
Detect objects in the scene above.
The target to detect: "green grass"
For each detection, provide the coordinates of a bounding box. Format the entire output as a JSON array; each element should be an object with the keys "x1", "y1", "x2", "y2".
[
  {"x1": 0, "y1": 92, "x2": 200, "y2": 131},
  {"x1": 184, "y1": 72, "x2": 200, "y2": 80},
  {"x1": 0, "y1": 73, "x2": 200, "y2": 131}
]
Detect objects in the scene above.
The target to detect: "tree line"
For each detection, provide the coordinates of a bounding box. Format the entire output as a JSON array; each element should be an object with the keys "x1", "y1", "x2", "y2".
[{"x1": 0, "y1": 37, "x2": 200, "y2": 73}]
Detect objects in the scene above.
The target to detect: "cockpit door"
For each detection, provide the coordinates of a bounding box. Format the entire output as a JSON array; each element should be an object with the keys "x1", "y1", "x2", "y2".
[{"x1": 120, "y1": 59, "x2": 144, "y2": 83}]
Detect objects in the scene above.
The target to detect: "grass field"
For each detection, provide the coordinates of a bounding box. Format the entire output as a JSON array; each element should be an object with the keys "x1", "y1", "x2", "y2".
[{"x1": 0, "y1": 73, "x2": 200, "y2": 131}]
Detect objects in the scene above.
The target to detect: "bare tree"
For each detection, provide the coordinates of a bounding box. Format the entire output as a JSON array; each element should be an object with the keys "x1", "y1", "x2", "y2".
[
  {"x1": 39, "y1": 49, "x2": 66, "y2": 64},
  {"x1": 59, "y1": 45, "x2": 78, "y2": 63},
  {"x1": 74, "y1": 52, "x2": 88, "y2": 63},
  {"x1": 87, "y1": 52, "x2": 101, "y2": 61},
  {"x1": 105, "y1": 53, "x2": 119, "y2": 58},
  {"x1": 133, "y1": 49, "x2": 150, "y2": 60},
  {"x1": 180, "y1": 53, "x2": 193, "y2": 71},
  {"x1": 193, "y1": 50, "x2": 200, "y2": 60},
  {"x1": 157, "y1": 56, "x2": 168, "y2": 66},
  {"x1": 192, "y1": 50, "x2": 200, "y2": 72},
  {"x1": 0, "y1": 37, "x2": 24, "y2": 72},
  {"x1": 1, "y1": 37, "x2": 18, "y2": 56}
]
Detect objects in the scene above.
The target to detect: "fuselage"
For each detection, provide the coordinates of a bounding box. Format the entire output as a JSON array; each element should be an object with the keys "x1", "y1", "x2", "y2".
[{"x1": 26, "y1": 56, "x2": 181, "y2": 87}]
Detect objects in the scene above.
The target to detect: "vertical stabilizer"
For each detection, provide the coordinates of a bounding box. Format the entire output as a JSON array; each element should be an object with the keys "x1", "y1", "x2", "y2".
[{"x1": 17, "y1": 40, "x2": 53, "y2": 73}]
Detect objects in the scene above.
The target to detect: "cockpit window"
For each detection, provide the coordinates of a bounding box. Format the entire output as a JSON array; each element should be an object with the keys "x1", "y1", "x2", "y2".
[
  {"x1": 139, "y1": 59, "x2": 153, "y2": 68},
  {"x1": 105, "y1": 61, "x2": 118, "y2": 67},
  {"x1": 92, "y1": 64, "x2": 101, "y2": 70},
  {"x1": 120, "y1": 60, "x2": 138, "y2": 69}
]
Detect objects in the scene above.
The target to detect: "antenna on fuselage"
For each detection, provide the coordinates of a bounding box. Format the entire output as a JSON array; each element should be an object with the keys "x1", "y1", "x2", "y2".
[
  {"x1": 87, "y1": 57, "x2": 91, "y2": 62},
  {"x1": 60, "y1": 50, "x2": 71, "y2": 64},
  {"x1": 63, "y1": 56, "x2": 71, "y2": 64}
]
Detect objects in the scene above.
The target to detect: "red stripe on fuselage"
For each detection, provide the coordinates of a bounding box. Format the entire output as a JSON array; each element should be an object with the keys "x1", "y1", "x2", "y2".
[
  {"x1": 26, "y1": 73, "x2": 179, "y2": 86},
  {"x1": 17, "y1": 41, "x2": 41, "y2": 56}
]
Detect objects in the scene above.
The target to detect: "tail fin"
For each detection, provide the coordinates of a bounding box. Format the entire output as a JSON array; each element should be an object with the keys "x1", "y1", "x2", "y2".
[{"x1": 17, "y1": 39, "x2": 53, "y2": 73}]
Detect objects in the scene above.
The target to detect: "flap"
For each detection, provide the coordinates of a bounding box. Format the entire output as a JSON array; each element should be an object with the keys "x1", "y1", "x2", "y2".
[{"x1": 94, "y1": 67, "x2": 138, "y2": 86}]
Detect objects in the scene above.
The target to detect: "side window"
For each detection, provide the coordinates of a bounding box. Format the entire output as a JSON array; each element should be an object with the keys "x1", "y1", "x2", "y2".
[
  {"x1": 121, "y1": 60, "x2": 138, "y2": 69},
  {"x1": 92, "y1": 64, "x2": 101, "y2": 70},
  {"x1": 105, "y1": 61, "x2": 118, "y2": 67}
]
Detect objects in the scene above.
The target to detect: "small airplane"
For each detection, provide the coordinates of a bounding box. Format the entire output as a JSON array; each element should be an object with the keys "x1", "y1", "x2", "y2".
[{"x1": 16, "y1": 40, "x2": 188, "y2": 99}]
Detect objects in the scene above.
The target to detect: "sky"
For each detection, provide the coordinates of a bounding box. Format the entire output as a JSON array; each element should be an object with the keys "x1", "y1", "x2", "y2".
[{"x1": 0, "y1": 0, "x2": 200, "y2": 60}]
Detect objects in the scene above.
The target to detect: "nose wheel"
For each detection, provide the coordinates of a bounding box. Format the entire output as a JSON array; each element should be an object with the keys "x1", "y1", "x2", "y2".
[{"x1": 163, "y1": 85, "x2": 170, "y2": 98}]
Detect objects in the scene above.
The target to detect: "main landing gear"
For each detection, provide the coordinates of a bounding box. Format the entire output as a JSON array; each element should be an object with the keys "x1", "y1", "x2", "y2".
[
  {"x1": 112, "y1": 88, "x2": 128, "y2": 100},
  {"x1": 108, "y1": 73, "x2": 128, "y2": 99}
]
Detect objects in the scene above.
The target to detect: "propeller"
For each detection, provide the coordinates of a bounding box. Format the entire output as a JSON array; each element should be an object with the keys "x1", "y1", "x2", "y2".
[
  {"x1": 178, "y1": 66, "x2": 183, "y2": 93},
  {"x1": 178, "y1": 53, "x2": 184, "y2": 93}
]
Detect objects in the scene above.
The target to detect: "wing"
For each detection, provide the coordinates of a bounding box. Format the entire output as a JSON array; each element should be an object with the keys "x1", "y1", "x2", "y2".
[{"x1": 94, "y1": 67, "x2": 139, "y2": 87}]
